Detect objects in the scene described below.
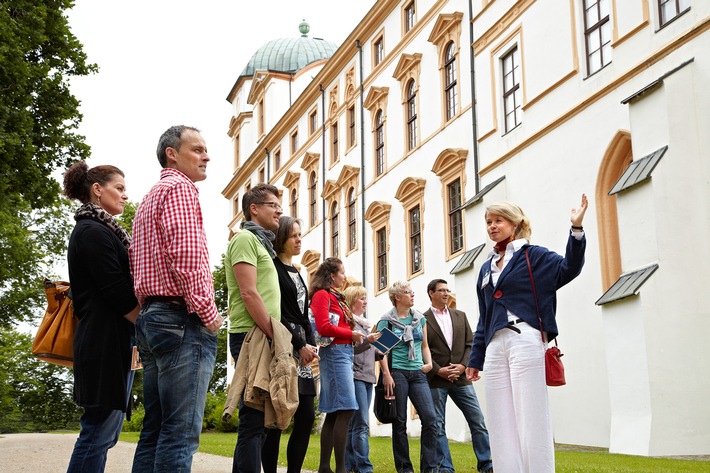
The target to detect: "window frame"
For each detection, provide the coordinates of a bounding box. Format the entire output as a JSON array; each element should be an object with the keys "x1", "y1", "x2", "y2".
[
  {"x1": 273, "y1": 147, "x2": 281, "y2": 173},
  {"x1": 403, "y1": 1, "x2": 416, "y2": 34},
  {"x1": 373, "y1": 34, "x2": 385, "y2": 67},
  {"x1": 658, "y1": 0, "x2": 691, "y2": 26},
  {"x1": 308, "y1": 171, "x2": 317, "y2": 228},
  {"x1": 406, "y1": 79, "x2": 418, "y2": 151},
  {"x1": 290, "y1": 128, "x2": 299, "y2": 156},
  {"x1": 330, "y1": 201, "x2": 340, "y2": 258},
  {"x1": 447, "y1": 178, "x2": 464, "y2": 255},
  {"x1": 501, "y1": 46, "x2": 522, "y2": 133},
  {"x1": 444, "y1": 42, "x2": 457, "y2": 121},
  {"x1": 347, "y1": 105, "x2": 356, "y2": 150},
  {"x1": 409, "y1": 205, "x2": 423, "y2": 275},
  {"x1": 347, "y1": 188, "x2": 357, "y2": 252},
  {"x1": 583, "y1": 0, "x2": 612, "y2": 76},
  {"x1": 308, "y1": 108, "x2": 318, "y2": 136},
  {"x1": 331, "y1": 121, "x2": 339, "y2": 164}
]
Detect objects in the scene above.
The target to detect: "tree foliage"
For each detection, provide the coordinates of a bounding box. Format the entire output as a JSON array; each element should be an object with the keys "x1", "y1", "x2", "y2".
[
  {"x1": 0, "y1": 0, "x2": 96, "y2": 327},
  {"x1": 0, "y1": 327, "x2": 81, "y2": 433}
]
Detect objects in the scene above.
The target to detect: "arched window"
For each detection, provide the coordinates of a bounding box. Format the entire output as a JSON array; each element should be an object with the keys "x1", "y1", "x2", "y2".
[
  {"x1": 406, "y1": 79, "x2": 417, "y2": 151},
  {"x1": 375, "y1": 110, "x2": 385, "y2": 176},
  {"x1": 309, "y1": 171, "x2": 317, "y2": 227},
  {"x1": 444, "y1": 41, "x2": 457, "y2": 121},
  {"x1": 347, "y1": 188, "x2": 357, "y2": 251},
  {"x1": 330, "y1": 201, "x2": 339, "y2": 257},
  {"x1": 290, "y1": 187, "x2": 298, "y2": 219}
]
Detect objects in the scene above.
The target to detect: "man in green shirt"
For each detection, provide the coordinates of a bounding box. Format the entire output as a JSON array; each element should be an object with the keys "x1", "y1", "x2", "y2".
[{"x1": 225, "y1": 183, "x2": 283, "y2": 473}]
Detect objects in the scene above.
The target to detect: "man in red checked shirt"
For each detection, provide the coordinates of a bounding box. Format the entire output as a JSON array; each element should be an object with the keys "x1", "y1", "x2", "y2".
[{"x1": 129, "y1": 125, "x2": 223, "y2": 473}]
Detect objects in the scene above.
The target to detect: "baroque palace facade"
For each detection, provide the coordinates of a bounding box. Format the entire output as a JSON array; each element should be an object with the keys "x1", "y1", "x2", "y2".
[{"x1": 223, "y1": 0, "x2": 709, "y2": 457}]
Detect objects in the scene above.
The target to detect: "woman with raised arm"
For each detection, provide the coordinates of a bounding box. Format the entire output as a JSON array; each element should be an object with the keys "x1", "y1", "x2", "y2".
[{"x1": 466, "y1": 195, "x2": 588, "y2": 473}]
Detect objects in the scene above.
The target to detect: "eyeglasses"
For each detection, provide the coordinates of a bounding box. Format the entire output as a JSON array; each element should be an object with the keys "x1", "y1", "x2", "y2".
[
  {"x1": 255, "y1": 202, "x2": 283, "y2": 211},
  {"x1": 435, "y1": 289, "x2": 452, "y2": 293},
  {"x1": 402, "y1": 290, "x2": 415, "y2": 295}
]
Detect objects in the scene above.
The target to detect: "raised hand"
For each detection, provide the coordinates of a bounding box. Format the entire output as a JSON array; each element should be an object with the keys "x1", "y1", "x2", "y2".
[{"x1": 571, "y1": 193, "x2": 588, "y2": 227}]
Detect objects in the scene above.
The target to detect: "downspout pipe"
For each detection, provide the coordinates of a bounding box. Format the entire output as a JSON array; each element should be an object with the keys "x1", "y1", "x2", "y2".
[
  {"x1": 320, "y1": 84, "x2": 326, "y2": 258},
  {"x1": 356, "y1": 39, "x2": 366, "y2": 286},
  {"x1": 468, "y1": 0, "x2": 480, "y2": 194}
]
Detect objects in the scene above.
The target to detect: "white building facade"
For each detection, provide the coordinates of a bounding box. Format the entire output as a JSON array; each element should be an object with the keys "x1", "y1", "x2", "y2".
[{"x1": 223, "y1": 0, "x2": 710, "y2": 457}]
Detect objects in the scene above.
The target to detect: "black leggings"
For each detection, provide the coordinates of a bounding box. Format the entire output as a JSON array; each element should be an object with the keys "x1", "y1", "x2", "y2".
[
  {"x1": 318, "y1": 410, "x2": 355, "y2": 473},
  {"x1": 261, "y1": 394, "x2": 316, "y2": 473}
]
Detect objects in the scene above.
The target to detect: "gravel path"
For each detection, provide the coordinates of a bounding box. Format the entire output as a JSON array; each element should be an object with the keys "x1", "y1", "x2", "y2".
[{"x1": 0, "y1": 432, "x2": 258, "y2": 472}]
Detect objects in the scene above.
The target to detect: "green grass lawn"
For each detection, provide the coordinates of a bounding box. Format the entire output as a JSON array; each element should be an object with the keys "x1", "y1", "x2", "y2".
[{"x1": 119, "y1": 432, "x2": 708, "y2": 472}]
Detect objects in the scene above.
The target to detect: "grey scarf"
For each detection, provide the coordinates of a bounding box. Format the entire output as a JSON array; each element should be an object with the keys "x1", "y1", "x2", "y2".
[
  {"x1": 241, "y1": 221, "x2": 276, "y2": 258},
  {"x1": 380, "y1": 307, "x2": 424, "y2": 361}
]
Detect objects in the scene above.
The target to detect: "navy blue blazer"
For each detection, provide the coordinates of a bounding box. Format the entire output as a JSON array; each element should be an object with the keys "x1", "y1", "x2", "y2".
[{"x1": 468, "y1": 233, "x2": 586, "y2": 370}]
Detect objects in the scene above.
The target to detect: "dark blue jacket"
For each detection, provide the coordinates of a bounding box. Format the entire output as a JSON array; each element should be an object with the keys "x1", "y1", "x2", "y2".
[{"x1": 468, "y1": 233, "x2": 586, "y2": 370}]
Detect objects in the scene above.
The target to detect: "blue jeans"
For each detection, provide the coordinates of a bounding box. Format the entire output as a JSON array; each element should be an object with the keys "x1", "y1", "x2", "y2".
[
  {"x1": 345, "y1": 380, "x2": 373, "y2": 473},
  {"x1": 230, "y1": 332, "x2": 267, "y2": 473},
  {"x1": 391, "y1": 369, "x2": 439, "y2": 473},
  {"x1": 67, "y1": 405, "x2": 127, "y2": 472},
  {"x1": 430, "y1": 384, "x2": 492, "y2": 472},
  {"x1": 132, "y1": 301, "x2": 218, "y2": 473}
]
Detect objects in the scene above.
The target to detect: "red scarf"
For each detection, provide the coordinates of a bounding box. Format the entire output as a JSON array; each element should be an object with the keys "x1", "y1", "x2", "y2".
[
  {"x1": 494, "y1": 235, "x2": 514, "y2": 254},
  {"x1": 330, "y1": 287, "x2": 354, "y2": 328}
]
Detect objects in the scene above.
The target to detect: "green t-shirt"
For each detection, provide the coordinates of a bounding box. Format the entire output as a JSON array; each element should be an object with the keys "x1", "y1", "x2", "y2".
[
  {"x1": 377, "y1": 314, "x2": 426, "y2": 370},
  {"x1": 225, "y1": 230, "x2": 280, "y2": 333}
]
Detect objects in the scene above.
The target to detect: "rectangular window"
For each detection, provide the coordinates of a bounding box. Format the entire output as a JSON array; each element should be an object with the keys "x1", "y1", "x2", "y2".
[
  {"x1": 659, "y1": 0, "x2": 690, "y2": 25},
  {"x1": 406, "y1": 81, "x2": 417, "y2": 151},
  {"x1": 348, "y1": 106, "x2": 356, "y2": 148},
  {"x1": 331, "y1": 203, "x2": 339, "y2": 257},
  {"x1": 348, "y1": 190, "x2": 357, "y2": 251},
  {"x1": 274, "y1": 149, "x2": 281, "y2": 171},
  {"x1": 374, "y1": 37, "x2": 384, "y2": 66},
  {"x1": 309, "y1": 172, "x2": 317, "y2": 227},
  {"x1": 291, "y1": 129, "x2": 299, "y2": 155},
  {"x1": 583, "y1": 0, "x2": 612, "y2": 75},
  {"x1": 404, "y1": 2, "x2": 415, "y2": 33},
  {"x1": 502, "y1": 47, "x2": 521, "y2": 133},
  {"x1": 375, "y1": 111, "x2": 385, "y2": 176},
  {"x1": 309, "y1": 109, "x2": 318, "y2": 135},
  {"x1": 233, "y1": 194, "x2": 239, "y2": 216},
  {"x1": 376, "y1": 228, "x2": 388, "y2": 291},
  {"x1": 233, "y1": 134, "x2": 240, "y2": 168},
  {"x1": 331, "y1": 122, "x2": 339, "y2": 163},
  {"x1": 409, "y1": 205, "x2": 422, "y2": 274},
  {"x1": 448, "y1": 179, "x2": 463, "y2": 254},
  {"x1": 258, "y1": 166, "x2": 265, "y2": 183}
]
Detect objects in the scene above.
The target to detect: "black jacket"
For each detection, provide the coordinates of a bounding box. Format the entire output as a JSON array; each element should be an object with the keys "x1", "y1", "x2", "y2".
[
  {"x1": 273, "y1": 257, "x2": 314, "y2": 350},
  {"x1": 68, "y1": 217, "x2": 138, "y2": 411}
]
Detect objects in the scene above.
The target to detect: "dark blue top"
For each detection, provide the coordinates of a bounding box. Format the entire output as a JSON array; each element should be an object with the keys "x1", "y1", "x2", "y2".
[{"x1": 468, "y1": 233, "x2": 586, "y2": 370}]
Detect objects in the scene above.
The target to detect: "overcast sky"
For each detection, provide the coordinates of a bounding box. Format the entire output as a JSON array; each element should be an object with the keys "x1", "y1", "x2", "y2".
[{"x1": 65, "y1": 0, "x2": 376, "y2": 270}]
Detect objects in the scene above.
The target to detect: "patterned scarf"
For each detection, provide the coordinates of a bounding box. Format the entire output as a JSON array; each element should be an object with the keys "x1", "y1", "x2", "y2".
[
  {"x1": 241, "y1": 221, "x2": 276, "y2": 258},
  {"x1": 75, "y1": 203, "x2": 131, "y2": 248},
  {"x1": 330, "y1": 287, "x2": 354, "y2": 328}
]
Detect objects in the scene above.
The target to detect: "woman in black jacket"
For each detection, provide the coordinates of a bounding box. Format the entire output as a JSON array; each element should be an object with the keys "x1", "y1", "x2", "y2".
[
  {"x1": 63, "y1": 161, "x2": 140, "y2": 473},
  {"x1": 261, "y1": 216, "x2": 319, "y2": 473}
]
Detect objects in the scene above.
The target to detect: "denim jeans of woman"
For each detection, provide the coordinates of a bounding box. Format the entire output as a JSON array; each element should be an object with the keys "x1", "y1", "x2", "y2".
[
  {"x1": 67, "y1": 346, "x2": 135, "y2": 473},
  {"x1": 390, "y1": 369, "x2": 439, "y2": 473},
  {"x1": 345, "y1": 380, "x2": 373, "y2": 473}
]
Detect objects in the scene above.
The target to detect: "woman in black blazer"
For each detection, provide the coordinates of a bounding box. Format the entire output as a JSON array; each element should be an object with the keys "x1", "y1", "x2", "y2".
[
  {"x1": 63, "y1": 161, "x2": 140, "y2": 473},
  {"x1": 261, "y1": 216, "x2": 319, "y2": 473}
]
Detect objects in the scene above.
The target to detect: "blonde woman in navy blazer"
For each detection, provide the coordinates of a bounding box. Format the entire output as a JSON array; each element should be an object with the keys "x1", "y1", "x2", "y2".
[{"x1": 466, "y1": 195, "x2": 588, "y2": 473}]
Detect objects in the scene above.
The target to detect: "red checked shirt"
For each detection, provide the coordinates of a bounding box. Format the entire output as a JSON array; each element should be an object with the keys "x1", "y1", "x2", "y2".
[{"x1": 129, "y1": 168, "x2": 219, "y2": 325}]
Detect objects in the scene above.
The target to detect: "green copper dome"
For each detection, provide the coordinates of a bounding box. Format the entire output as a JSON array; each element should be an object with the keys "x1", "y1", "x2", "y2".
[{"x1": 239, "y1": 22, "x2": 338, "y2": 78}]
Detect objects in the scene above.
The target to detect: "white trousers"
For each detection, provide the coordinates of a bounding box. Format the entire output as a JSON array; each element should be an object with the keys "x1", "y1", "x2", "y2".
[{"x1": 484, "y1": 322, "x2": 554, "y2": 473}]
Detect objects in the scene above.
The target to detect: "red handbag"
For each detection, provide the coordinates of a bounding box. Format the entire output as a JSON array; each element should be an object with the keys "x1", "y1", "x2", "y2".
[{"x1": 525, "y1": 249, "x2": 566, "y2": 387}]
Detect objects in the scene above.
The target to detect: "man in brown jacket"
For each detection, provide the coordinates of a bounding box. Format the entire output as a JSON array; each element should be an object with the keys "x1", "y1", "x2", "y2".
[{"x1": 424, "y1": 279, "x2": 493, "y2": 473}]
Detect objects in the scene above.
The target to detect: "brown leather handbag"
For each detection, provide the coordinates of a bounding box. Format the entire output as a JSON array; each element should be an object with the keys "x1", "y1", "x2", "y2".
[{"x1": 32, "y1": 279, "x2": 77, "y2": 367}]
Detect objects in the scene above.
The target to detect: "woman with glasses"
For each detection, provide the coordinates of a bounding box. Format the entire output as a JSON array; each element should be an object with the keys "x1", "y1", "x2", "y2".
[{"x1": 376, "y1": 281, "x2": 440, "y2": 473}]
